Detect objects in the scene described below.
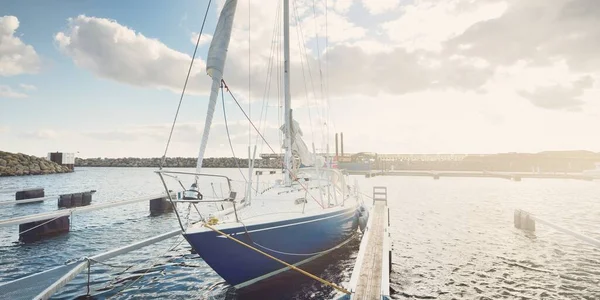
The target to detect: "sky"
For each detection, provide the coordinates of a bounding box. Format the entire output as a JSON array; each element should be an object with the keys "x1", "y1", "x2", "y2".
[{"x1": 2, "y1": 0, "x2": 600, "y2": 158}]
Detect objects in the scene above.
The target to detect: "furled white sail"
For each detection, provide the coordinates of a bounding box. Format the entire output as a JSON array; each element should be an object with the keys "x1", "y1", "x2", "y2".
[
  {"x1": 280, "y1": 119, "x2": 315, "y2": 166},
  {"x1": 195, "y1": 0, "x2": 238, "y2": 172}
]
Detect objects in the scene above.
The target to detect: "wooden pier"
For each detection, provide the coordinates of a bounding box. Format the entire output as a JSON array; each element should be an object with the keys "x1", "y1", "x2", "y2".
[
  {"x1": 352, "y1": 170, "x2": 595, "y2": 181},
  {"x1": 345, "y1": 187, "x2": 391, "y2": 299}
]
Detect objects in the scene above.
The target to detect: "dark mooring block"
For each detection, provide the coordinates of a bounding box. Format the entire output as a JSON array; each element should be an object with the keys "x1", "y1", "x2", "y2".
[
  {"x1": 149, "y1": 197, "x2": 175, "y2": 215},
  {"x1": 82, "y1": 192, "x2": 92, "y2": 206},
  {"x1": 71, "y1": 193, "x2": 83, "y2": 207},
  {"x1": 16, "y1": 188, "x2": 45, "y2": 202},
  {"x1": 19, "y1": 216, "x2": 70, "y2": 242},
  {"x1": 58, "y1": 191, "x2": 94, "y2": 208},
  {"x1": 58, "y1": 194, "x2": 73, "y2": 208}
]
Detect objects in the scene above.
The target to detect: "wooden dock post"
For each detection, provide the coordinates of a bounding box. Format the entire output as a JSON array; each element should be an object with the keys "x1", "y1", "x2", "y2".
[
  {"x1": 514, "y1": 209, "x2": 600, "y2": 248},
  {"x1": 149, "y1": 196, "x2": 175, "y2": 215},
  {"x1": 513, "y1": 209, "x2": 536, "y2": 231},
  {"x1": 19, "y1": 216, "x2": 70, "y2": 242},
  {"x1": 15, "y1": 188, "x2": 45, "y2": 204}
]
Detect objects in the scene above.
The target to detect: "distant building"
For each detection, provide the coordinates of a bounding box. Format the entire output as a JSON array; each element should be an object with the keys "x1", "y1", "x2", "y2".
[{"x1": 47, "y1": 152, "x2": 75, "y2": 171}]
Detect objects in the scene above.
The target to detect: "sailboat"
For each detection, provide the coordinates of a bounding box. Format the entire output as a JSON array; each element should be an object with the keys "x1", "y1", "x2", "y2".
[{"x1": 156, "y1": 0, "x2": 366, "y2": 290}]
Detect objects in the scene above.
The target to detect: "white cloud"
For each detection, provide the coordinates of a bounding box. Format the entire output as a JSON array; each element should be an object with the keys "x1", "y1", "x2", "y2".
[
  {"x1": 330, "y1": 0, "x2": 355, "y2": 14},
  {"x1": 11, "y1": 0, "x2": 600, "y2": 158},
  {"x1": 81, "y1": 121, "x2": 282, "y2": 158},
  {"x1": 19, "y1": 83, "x2": 37, "y2": 90},
  {"x1": 298, "y1": 10, "x2": 367, "y2": 44},
  {"x1": 447, "y1": 0, "x2": 600, "y2": 71},
  {"x1": 0, "y1": 16, "x2": 41, "y2": 76},
  {"x1": 190, "y1": 32, "x2": 212, "y2": 46},
  {"x1": 360, "y1": 0, "x2": 400, "y2": 15},
  {"x1": 0, "y1": 85, "x2": 27, "y2": 98},
  {"x1": 480, "y1": 59, "x2": 598, "y2": 110},
  {"x1": 383, "y1": 0, "x2": 508, "y2": 52},
  {"x1": 0, "y1": 126, "x2": 8, "y2": 134},
  {"x1": 55, "y1": 15, "x2": 210, "y2": 95},
  {"x1": 20, "y1": 129, "x2": 60, "y2": 139},
  {"x1": 518, "y1": 75, "x2": 594, "y2": 111}
]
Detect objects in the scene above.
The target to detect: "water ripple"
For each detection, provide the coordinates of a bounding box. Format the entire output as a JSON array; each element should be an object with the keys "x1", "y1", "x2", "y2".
[{"x1": 1, "y1": 169, "x2": 600, "y2": 299}]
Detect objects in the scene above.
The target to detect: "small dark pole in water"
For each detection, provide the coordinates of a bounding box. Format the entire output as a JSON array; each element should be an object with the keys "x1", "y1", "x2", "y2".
[
  {"x1": 335, "y1": 133, "x2": 339, "y2": 158},
  {"x1": 340, "y1": 132, "x2": 344, "y2": 156}
]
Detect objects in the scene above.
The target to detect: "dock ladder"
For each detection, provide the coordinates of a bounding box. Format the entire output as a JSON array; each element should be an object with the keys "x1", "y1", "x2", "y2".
[{"x1": 372, "y1": 186, "x2": 387, "y2": 205}]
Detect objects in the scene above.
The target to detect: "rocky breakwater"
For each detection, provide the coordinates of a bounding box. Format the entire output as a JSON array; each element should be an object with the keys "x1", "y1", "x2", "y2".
[
  {"x1": 75, "y1": 156, "x2": 283, "y2": 169},
  {"x1": 0, "y1": 151, "x2": 73, "y2": 176}
]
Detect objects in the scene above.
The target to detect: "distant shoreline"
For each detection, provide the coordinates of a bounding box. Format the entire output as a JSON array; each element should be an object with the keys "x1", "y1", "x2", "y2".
[
  {"x1": 4, "y1": 150, "x2": 600, "y2": 177},
  {"x1": 72, "y1": 150, "x2": 600, "y2": 173},
  {"x1": 75, "y1": 157, "x2": 282, "y2": 169}
]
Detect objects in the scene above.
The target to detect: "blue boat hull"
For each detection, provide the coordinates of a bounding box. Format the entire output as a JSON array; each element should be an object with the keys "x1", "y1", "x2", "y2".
[{"x1": 183, "y1": 206, "x2": 359, "y2": 288}]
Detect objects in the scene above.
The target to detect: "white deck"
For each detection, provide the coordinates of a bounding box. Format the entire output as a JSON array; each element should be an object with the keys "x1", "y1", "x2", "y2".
[{"x1": 186, "y1": 171, "x2": 359, "y2": 233}]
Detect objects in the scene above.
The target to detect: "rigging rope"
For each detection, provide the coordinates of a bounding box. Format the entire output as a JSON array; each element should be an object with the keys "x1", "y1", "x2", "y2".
[
  {"x1": 256, "y1": 1, "x2": 282, "y2": 154},
  {"x1": 311, "y1": 0, "x2": 327, "y2": 131},
  {"x1": 291, "y1": 0, "x2": 315, "y2": 142},
  {"x1": 159, "y1": 0, "x2": 212, "y2": 169},
  {"x1": 221, "y1": 79, "x2": 324, "y2": 209},
  {"x1": 248, "y1": 0, "x2": 252, "y2": 152},
  {"x1": 223, "y1": 79, "x2": 278, "y2": 155},
  {"x1": 252, "y1": 233, "x2": 356, "y2": 256},
  {"x1": 292, "y1": 0, "x2": 325, "y2": 150},
  {"x1": 221, "y1": 82, "x2": 248, "y2": 182},
  {"x1": 324, "y1": 0, "x2": 332, "y2": 141}
]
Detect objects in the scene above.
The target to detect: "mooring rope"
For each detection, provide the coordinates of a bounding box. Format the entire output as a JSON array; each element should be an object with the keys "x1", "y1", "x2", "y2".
[
  {"x1": 18, "y1": 214, "x2": 67, "y2": 235},
  {"x1": 221, "y1": 79, "x2": 325, "y2": 209},
  {"x1": 203, "y1": 223, "x2": 350, "y2": 294},
  {"x1": 252, "y1": 233, "x2": 356, "y2": 257}
]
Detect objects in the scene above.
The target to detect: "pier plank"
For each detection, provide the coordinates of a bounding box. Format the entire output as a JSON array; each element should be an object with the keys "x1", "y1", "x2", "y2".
[{"x1": 354, "y1": 201, "x2": 385, "y2": 299}]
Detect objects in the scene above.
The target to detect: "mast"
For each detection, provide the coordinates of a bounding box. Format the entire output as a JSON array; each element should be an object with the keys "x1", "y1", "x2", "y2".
[{"x1": 283, "y1": 0, "x2": 292, "y2": 185}]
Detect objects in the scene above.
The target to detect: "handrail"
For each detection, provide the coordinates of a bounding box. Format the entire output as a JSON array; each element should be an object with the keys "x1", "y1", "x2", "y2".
[
  {"x1": 155, "y1": 170, "x2": 233, "y2": 192},
  {"x1": 155, "y1": 170, "x2": 240, "y2": 230}
]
